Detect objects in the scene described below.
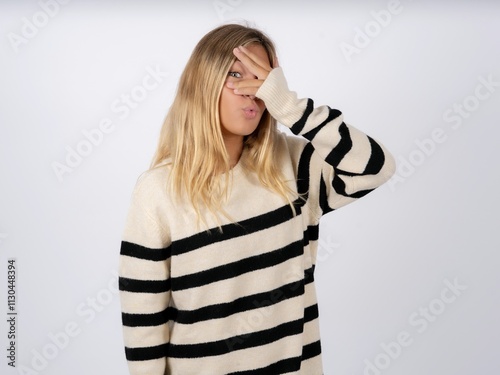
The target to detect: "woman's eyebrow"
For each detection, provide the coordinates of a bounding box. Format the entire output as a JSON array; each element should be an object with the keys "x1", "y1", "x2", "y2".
[{"x1": 231, "y1": 60, "x2": 245, "y2": 70}]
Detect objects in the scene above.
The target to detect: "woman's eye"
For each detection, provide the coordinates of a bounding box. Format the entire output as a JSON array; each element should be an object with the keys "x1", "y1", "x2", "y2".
[{"x1": 228, "y1": 71, "x2": 242, "y2": 78}]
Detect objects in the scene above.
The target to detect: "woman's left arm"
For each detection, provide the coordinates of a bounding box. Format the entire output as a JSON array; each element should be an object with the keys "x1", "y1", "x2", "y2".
[{"x1": 231, "y1": 46, "x2": 396, "y2": 213}]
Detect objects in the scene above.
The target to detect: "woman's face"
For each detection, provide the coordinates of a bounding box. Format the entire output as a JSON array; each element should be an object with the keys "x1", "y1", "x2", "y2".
[{"x1": 219, "y1": 44, "x2": 269, "y2": 140}]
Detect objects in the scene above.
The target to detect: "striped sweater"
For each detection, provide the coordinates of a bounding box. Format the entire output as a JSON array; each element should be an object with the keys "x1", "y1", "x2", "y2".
[{"x1": 119, "y1": 67, "x2": 396, "y2": 374}]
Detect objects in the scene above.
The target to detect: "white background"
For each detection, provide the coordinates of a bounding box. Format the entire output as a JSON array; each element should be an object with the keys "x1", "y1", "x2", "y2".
[{"x1": 0, "y1": 0, "x2": 499, "y2": 374}]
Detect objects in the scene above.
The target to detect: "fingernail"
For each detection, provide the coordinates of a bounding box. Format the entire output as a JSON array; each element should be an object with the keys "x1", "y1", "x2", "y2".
[
  {"x1": 227, "y1": 81, "x2": 234, "y2": 88},
  {"x1": 233, "y1": 47, "x2": 241, "y2": 54}
]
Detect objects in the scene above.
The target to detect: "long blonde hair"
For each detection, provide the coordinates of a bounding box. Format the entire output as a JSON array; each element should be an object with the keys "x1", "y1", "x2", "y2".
[{"x1": 151, "y1": 24, "x2": 296, "y2": 228}]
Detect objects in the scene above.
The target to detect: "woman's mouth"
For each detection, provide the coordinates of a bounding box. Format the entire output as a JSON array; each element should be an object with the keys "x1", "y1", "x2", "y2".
[{"x1": 243, "y1": 106, "x2": 258, "y2": 119}]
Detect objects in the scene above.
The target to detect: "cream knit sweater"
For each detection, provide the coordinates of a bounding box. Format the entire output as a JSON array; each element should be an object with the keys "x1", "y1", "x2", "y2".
[{"x1": 119, "y1": 67, "x2": 396, "y2": 374}]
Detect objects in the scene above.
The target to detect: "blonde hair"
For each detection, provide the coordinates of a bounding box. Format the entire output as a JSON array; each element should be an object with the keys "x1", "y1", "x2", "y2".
[{"x1": 151, "y1": 23, "x2": 296, "y2": 228}]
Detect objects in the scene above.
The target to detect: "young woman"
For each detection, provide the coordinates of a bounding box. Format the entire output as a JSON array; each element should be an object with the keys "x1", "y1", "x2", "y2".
[{"x1": 119, "y1": 24, "x2": 395, "y2": 375}]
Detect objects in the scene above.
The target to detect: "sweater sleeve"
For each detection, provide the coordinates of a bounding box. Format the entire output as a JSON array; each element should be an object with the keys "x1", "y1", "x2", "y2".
[
  {"x1": 256, "y1": 67, "x2": 396, "y2": 217},
  {"x1": 119, "y1": 172, "x2": 172, "y2": 375}
]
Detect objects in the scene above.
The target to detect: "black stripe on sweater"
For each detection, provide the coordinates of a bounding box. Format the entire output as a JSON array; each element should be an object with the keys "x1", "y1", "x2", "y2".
[
  {"x1": 171, "y1": 240, "x2": 304, "y2": 291},
  {"x1": 332, "y1": 173, "x2": 347, "y2": 197},
  {"x1": 123, "y1": 274, "x2": 312, "y2": 327},
  {"x1": 226, "y1": 339, "x2": 321, "y2": 375},
  {"x1": 170, "y1": 267, "x2": 315, "y2": 325},
  {"x1": 325, "y1": 122, "x2": 352, "y2": 167},
  {"x1": 333, "y1": 136, "x2": 386, "y2": 178},
  {"x1": 172, "y1": 279, "x2": 305, "y2": 324},
  {"x1": 125, "y1": 343, "x2": 168, "y2": 362},
  {"x1": 319, "y1": 171, "x2": 334, "y2": 215},
  {"x1": 168, "y1": 318, "x2": 304, "y2": 358},
  {"x1": 304, "y1": 304, "x2": 319, "y2": 323},
  {"x1": 302, "y1": 227, "x2": 311, "y2": 249},
  {"x1": 119, "y1": 277, "x2": 170, "y2": 294},
  {"x1": 122, "y1": 299, "x2": 319, "y2": 330},
  {"x1": 308, "y1": 224, "x2": 319, "y2": 242},
  {"x1": 125, "y1": 340, "x2": 321, "y2": 366},
  {"x1": 304, "y1": 266, "x2": 315, "y2": 285},
  {"x1": 332, "y1": 172, "x2": 374, "y2": 199},
  {"x1": 302, "y1": 108, "x2": 343, "y2": 142},
  {"x1": 363, "y1": 136, "x2": 386, "y2": 175},
  {"x1": 348, "y1": 188, "x2": 374, "y2": 199},
  {"x1": 290, "y1": 98, "x2": 315, "y2": 134},
  {"x1": 122, "y1": 308, "x2": 173, "y2": 327},
  {"x1": 120, "y1": 241, "x2": 171, "y2": 261},
  {"x1": 302, "y1": 340, "x2": 322, "y2": 361},
  {"x1": 296, "y1": 142, "x2": 315, "y2": 201},
  {"x1": 171, "y1": 203, "x2": 299, "y2": 256}
]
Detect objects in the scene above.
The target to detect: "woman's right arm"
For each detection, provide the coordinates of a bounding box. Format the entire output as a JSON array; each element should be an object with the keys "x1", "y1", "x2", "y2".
[{"x1": 119, "y1": 173, "x2": 172, "y2": 375}]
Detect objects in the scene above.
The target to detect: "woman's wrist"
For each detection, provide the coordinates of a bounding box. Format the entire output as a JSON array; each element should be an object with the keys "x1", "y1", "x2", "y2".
[{"x1": 256, "y1": 67, "x2": 307, "y2": 128}]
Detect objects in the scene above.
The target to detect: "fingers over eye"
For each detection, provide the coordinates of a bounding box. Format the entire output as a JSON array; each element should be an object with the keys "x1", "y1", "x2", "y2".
[
  {"x1": 233, "y1": 46, "x2": 272, "y2": 80},
  {"x1": 233, "y1": 87, "x2": 259, "y2": 96},
  {"x1": 226, "y1": 79, "x2": 264, "y2": 91}
]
